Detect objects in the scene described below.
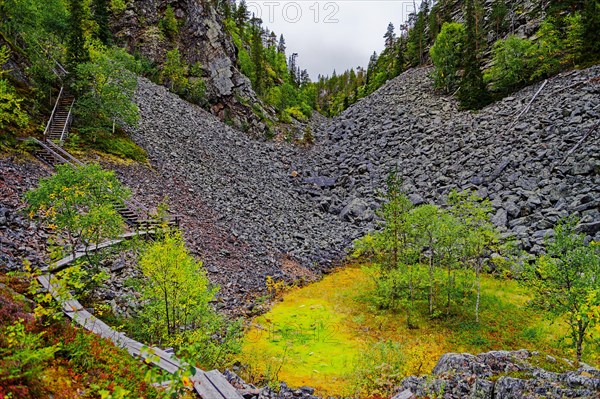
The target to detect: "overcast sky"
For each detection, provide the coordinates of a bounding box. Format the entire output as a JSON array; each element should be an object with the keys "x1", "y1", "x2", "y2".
[{"x1": 247, "y1": 0, "x2": 417, "y2": 79}]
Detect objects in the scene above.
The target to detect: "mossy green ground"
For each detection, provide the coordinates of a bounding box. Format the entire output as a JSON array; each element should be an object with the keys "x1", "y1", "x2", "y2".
[{"x1": 239, "y1": 265, "x2": 599, "y2": 397}]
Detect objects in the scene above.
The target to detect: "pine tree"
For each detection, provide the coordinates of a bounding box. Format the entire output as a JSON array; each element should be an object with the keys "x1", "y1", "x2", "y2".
[
  {"x1": 277, "y1": 34, "x2": 286, "y2": 54},
  {"x1": 406, "y1": 2, "x2": 429, "y2": 66},
  {"x1": 235, "y1": 0, "x2": 249, "y2": 26},
  {"x1": 582, "y1": 0, "x2": 600, "y2": 62},
  {"x1": 384, "y1": 22, "x2": 396, "y2": 49},
  {"x1": 67, "y1": 0, "x2": 88, "y2": 70},
  {"x1": 366, "y1": 51, "x2": 378, "y2": 85},
  {"x1": 288, "y1": 52, "x2": 298, "y2": 86},
  {"x1": 93, "y1": 0, "x2": 111, "y2": 44},
  {"x1": 250, "y1": 16, "x2": 265, "y2": 93},
  {"x1": 395, "y1": 37, "x2": 405, "y2": 75},
  {"x1": 458, "y1": 0, "x2": 489, "y2": 109},
  {"x1": 490, "y1": 0, "x2": 508, "y2": 39}
]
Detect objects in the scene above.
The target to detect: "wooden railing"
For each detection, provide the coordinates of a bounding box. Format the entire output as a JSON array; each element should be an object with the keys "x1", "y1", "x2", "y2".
[
  {"x1": 43, "y1": 86, "x2": 63, "y2": 139},
  {"x1": 59, "y1": 99, "x2": 75, "y2": 144},
  {"x1": 45, "y1": 140, "x2": 84, "y2": 166}
]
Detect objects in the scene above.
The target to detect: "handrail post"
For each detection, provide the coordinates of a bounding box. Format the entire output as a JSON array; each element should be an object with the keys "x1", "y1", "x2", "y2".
[
  {"x1": 59, "y1": 99, "x2": 75, "y2": 145},
  {"x1": 44, "y1": 87, "x2": 63, "y2": 140}
]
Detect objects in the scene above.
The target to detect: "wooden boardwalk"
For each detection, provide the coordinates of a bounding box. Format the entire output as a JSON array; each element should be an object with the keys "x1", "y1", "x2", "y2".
[{"x1": 38, "y1": 235, "x2": 243, "y2": 399}]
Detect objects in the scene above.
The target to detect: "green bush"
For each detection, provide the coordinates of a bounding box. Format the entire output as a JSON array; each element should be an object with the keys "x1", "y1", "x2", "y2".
[
  {"x1": 132, "y1": 230, "x2": 242, "y2": 369},
  {"x1": 0, "y1": 319, "x2": 59, "y2": 384},
  {"x1": 430, "y1": 22, "x2": 465, "y2": 93},
  {"x1": 159, "y1": 5, "x2": 179, "y2": 39},
  {"x1": 73, "y1": 45, "x2": 140, "y2": 140},
  {"x1": 0, "y1": 47, "x2": 30, "y2": 131},
  {"x1": 484, "y1": 35, "x2": 535, "y2": 94},
  {"x1": 351, "y1": 340, "x2": 405, "y2": 397},
  {"x1": 160, "y1": 50, "x2": 207, "y2": 106},
  {"x1": 485, "y1": 16, "x2": 585, "y2": 95}
]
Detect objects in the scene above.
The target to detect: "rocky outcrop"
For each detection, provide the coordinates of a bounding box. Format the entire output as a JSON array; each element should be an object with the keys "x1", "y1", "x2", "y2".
[
  {"x1": 395, "y1": 350, "x2": 600, "y2": 398},
  {"x1": 111, "y1": 0, "x2": 273, "y2": 136}
]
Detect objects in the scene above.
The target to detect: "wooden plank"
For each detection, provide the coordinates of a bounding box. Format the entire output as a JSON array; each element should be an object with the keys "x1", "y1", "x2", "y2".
[
  {"x1": 192, "y1": 371, "x2": 226, "y2": 399},
  {"x1": 37, "y1": 275, "x2": 84, "y2": 312},
  {"x1": 205, "y1": 370, "x2": 244, "y2": 399}
]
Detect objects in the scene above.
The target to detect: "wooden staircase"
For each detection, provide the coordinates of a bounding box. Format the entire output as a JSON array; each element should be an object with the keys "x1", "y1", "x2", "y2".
[
  {"x1": 29, "y1": 138, "x2": 180, "y2": 230},
  {"x1": 44, "y1": 87, "x2": 75, "y2": 144}
]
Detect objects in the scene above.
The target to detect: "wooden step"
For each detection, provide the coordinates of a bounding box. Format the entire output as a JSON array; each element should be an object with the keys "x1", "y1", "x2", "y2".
[{"x1": 192, "y1": 370, "x2": 243, "y2": 399}]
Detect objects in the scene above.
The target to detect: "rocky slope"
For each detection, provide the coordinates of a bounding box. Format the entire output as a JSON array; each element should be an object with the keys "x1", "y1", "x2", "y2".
[
  {"x1": 0, "y1": 157, "x2": 50, "y2": 272},
  {"x1": 130, "y1": 78, "x2": 358, "y2": 272},
  {"x1": 127, "y1": 64, "x2": 599, "y2": 303},
  {"x1": 298, "y1": 66, "x2": 600, "y2": 254}
]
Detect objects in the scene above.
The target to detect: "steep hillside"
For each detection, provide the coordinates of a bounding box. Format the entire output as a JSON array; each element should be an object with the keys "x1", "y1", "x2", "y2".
[
  {"x1": 129, "y1": 78, "x2": 358, "y2": 273},
  {"x1": 301, "y1": 66, "x2": 600, "y2": 253}
]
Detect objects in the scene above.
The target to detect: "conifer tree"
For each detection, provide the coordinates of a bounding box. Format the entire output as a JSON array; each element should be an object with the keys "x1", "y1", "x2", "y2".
[
  {"x1": 582, "y1": 0, "x2": 600, "y2": 62},
  {"x1": 92, "y1": 0, "x2": 111, "y2": 44},
  {"x1": 366, "y1": 51, "x2": 378, "y2": 85},
  {"x1": 395, "y1": 37, "x2": 406, "y2": 75},
  {"x1": 406, "y1": 1, "x2": 429, "y2": 66},
  {"x1": 288, "y1": 52, "x2": 298, "y2": 86},
  {"x1": 490, "y1": 0, "x2": 508, "y2": 39},
  {"x1": 277, "y1": 34, "x2": 286, "y2": 54},
  {"x1": 250, "y1": 16, "x2": 265, "y2": 94},
  {"x1": 458, "y1": 0, "x2": 489, "y2": 109},
  {"x1": 67, "y1": 0, "x2": 88, "y2": 70},
  {"x1": 235, "y1": 0, "x2": 249, "y2": 26},
  {"x1": 384, "y1": 22, "x2": 396, "y2": 49}
]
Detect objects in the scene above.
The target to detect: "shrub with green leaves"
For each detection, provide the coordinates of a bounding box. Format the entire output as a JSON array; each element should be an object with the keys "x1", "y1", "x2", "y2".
[
  {"x1": 72, "y1": 45, "x2": 141, "y2": 140},
  {"x1": 430, "y1": 22, "x2": 465, "y2": 93},
  {"x1": 0, "y1": 46, "x2": 30, "y2": 131},
  {"x1": 0, "y1": 319, "x2": 59, "y2": 386},
  {"x1": 25, "y1": 163, "x2": 129, "y2": 259},
  {"x1": 134, "y1": 229, "x2": 241, "y2": 368},
  {"x1": 524, "y1": 217, "x2": 600, "y2": 363},
  {"x1": 484, "y1": 35, "x2": 535, "y2": 94},
  {"x1": 485, "y1": 15, "x2": 586, "y2": 95}
]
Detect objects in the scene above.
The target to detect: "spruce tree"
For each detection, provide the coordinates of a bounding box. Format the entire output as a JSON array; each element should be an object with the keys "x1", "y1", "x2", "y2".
[
  {"x1": 277, "y1": 34, "x2": 286, "y2": 54},
  {"x1": 249, "y1": 17, "x2": 265, "y2": 94},
  {"x1": 67, "y1": 0, "x2": 88, "y2": 71},
  {"x1": 458, "y1": 0, "x2": 489, "y2": 109},
  {"x1": 395, "y1": 37, "x2": 405, "y2": 75},
  {"x1": 235, "y1": 0, "x2": 249, "y2": 26},
  {"x1": 93, "y1": 0, "x2": 111, "y2": 44},
  {"x1": 384, "y1": 22, "x2": 396, "y2": 49},
  {"x1": 582, "y1": 0, "x2": 600, "y2": 62}
]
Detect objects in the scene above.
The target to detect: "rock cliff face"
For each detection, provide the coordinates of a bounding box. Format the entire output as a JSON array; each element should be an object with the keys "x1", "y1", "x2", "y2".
[{"x1": 111, "y1": 0, "x2": 272, "y2": 135}]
